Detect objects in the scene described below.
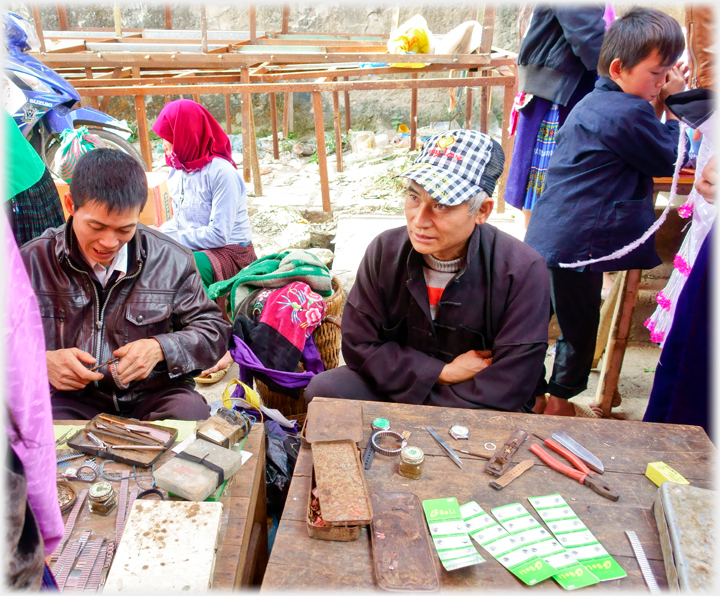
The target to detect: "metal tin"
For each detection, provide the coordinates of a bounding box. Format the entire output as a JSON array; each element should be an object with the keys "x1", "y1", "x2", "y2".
[
  {"x1": 88, "y1": 481, "x2": 117, "y2": 516},
  {"x1": 399, "y1": 446, "x2": 425, "y2": 480},
  {"x1": 57, "y1": 481, "x2": 77, "y2": 513},
  {"x1": 311, "y1": 440, "x2": 373, "y2": 526},
  {"x1": 304, "y1": 401, "x2": 363, "y2": 447},
  {"x1": 306, "y1": 467, "x2": 362, "y2": 542},
  {"x1": 371, "y1": 418, "x2": 390, "y2": 431},
  {"x1": 449, "y1": 425, "x2": 469, "y2": 440}
]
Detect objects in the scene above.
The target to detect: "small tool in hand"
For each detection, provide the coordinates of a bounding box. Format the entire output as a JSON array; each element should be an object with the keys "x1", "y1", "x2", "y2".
[
  {"x1": 89, "y1": 357, "x2": 120, "y2": 372},
  {"x1": 530, "y1": 433, "x2": 619, "y2": 501}
]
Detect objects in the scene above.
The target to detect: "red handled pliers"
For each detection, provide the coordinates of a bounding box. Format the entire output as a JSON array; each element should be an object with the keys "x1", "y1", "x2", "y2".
[{"x1": 530, "y1": 433, "x2": 619, "y2": 502}]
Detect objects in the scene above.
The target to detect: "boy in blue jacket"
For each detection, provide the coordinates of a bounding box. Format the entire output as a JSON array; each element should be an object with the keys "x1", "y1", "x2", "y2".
[{"x1": 524, "y1": 7, "x2": 686, "y2": 417}]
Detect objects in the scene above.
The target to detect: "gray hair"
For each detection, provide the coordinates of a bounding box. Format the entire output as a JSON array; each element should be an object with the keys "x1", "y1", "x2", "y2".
[{"x1": 467, "y1": 190, "x2": 490, "y2": 217}]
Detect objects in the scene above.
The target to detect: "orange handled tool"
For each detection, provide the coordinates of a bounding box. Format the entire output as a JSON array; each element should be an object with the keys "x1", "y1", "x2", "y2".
[{"x1": 531, "y1": 433, "x2": 619, "y2": 501}]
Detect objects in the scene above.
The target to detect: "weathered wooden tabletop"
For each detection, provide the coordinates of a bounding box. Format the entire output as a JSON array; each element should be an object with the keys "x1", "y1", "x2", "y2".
[
  {"x1": 260, "y1": 398, "x2": 714, "y2": 592},
  {"x1": 54, "y1": 421, "x2": 268, "y2": 589}
]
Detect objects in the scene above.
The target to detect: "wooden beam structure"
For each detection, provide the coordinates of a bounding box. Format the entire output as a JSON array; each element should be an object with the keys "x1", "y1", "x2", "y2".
[{"x1": 32, "y1": 7, "x2": 518, "y2": 212}]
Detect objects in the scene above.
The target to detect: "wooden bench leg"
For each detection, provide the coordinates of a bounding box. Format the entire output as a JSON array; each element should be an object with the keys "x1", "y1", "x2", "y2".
[
  {"x1": 592, "y1": 273, "x2": 622, "y2": 368},
  {"x1": 594, "y1": 269, "x2": 642, "y2": 417}
]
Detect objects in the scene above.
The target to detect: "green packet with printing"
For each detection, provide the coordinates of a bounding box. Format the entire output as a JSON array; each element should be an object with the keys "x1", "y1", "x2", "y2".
[
  {"x1": 528, "y1": 494, "x2": 627, "y2": 582},
  {"x1": 491, "y1": 502, "x2": 600, "y2": 590},
  {"x1": 422, "y1": 497, "x2": 484, "y2": 571},
  {"x1": 459, "y1": 501, "x2": 557, "y2": 586}
]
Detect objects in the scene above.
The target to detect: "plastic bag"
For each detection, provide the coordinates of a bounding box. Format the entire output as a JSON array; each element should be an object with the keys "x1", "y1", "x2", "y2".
[
  {"x1": 56, "y1": 126, "x2": 103, "y2": 182},
  {"x1": 387, "y1": 14, "x2": 434, "y2": 68}
]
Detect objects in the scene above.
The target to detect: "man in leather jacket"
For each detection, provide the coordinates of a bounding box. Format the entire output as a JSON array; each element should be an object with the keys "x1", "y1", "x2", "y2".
[
  {"x1": 305, "y1": 130, "x2": 550, "y2": 412},
  {"x1": 20, "y1": 149, "x2": 231, "y2": 421}
]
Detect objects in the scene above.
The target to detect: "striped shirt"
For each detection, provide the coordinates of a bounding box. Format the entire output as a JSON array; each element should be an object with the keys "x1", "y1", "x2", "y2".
[{"x1": 422, "y1": 253, "x2": 463, "y2": 320}]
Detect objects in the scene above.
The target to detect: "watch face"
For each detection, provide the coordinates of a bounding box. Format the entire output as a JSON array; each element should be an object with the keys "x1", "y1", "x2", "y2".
[{"x1": 449, "y1": 425, "x2": 469, "y2": 439}]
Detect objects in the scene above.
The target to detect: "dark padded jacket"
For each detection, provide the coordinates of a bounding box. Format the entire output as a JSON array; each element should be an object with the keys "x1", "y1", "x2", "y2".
[
  {"x1": 20, "y1": 219, "x2": 231, "y2": 412},
  {"x1": 342, "y1": 224, "x2": 550, "y2": 412},
  {"x1": 517, "y1": 4, "x2": 606, "y2": 106}
]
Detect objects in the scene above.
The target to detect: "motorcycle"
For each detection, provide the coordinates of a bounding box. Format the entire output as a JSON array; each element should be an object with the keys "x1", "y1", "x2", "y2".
[{"x1": 2, "y1": 11, "x2": 145, "y2": 171}]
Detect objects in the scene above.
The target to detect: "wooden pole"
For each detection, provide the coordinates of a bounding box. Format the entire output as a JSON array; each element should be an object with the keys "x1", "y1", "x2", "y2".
[
  {"x1": 331, "y1": 86, "x2": 343, "y2": 173},
  {"x1": 57, "y1": 4, "x2": 69, "y2": 31},
  {"x1": 312, "y1": 91, "x2": 331, "y2": 212},
  {"x1": 249, "y1": 107, "x2": 263, "y2": 197},
  {"x1": 282, "y1": 92, "x2": 290, "y2": 137},
  {"x1": 164, "y1": 5, "x2": 172, "y2": 30},
  {"x1": 85, "y1": 68, "x2": 99, "y2": 109},
  {"x1": 249, "y1": 5, "x2": 257, "y2": 44},
  {"x1": 30, "y1": 5, "x2": 46, "y2": 53},
  {"x1": 241, "y1": 68, "x2": 252, "y2": 183},
  {"x1": 478, "y1": 4, "x2": 495, "y2": 136},
  {"x1": 465, "y1": 70, "x2": 474, "y2": 129},
  {"x1": 134, "y1": 95, "x2": 153, "y2": 170},
  {"x1": 113, "y1": 3, "x2": 122, "y2": 38},
  {"x1": 391, "y1": 6, "x2": 400, "y2": 31},
  {"x1": 410, "y1": 73, "x2": 418, "y2": 151},
  {"x1": 594, "y1": 270, "x2": 642, "y2": 417},
  {"x1": 224, "y1": 94, "x2": 233, "y2": 134},
  {"x1": 496, "y1": 82, "x2": 514, "y2": 214},
  {"x1": 269, "y1": 92, "x2": 279, "y2": 159},
  {"x1": 200, "y1": 5, "x2": 208, "y2": 54},
  {"x1": 343, "y1": 77, "x2": 351, "y2": 133},
  {"x1": 281, "y1": 5, "x2": 289, "y2": 34}
]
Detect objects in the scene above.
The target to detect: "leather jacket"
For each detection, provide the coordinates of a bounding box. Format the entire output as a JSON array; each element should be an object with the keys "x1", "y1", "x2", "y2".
[{"x1": 20, "y1": 219, "x2": 231, "y2": 412}]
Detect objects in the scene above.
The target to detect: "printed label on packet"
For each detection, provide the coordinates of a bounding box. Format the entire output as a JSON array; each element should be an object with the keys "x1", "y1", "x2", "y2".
[
  {"x1": 459, "y1": 501, "x2": 557, "y2": 586},
  {"x1": 491, "y1": 503, "x2": 600, "y2": 590},
  {"x1": 422, "y1": 498, "x2": 484, "y2": 571},
  {"x1": 529, "y1": 494, "x2": 627, "y2": 582}
]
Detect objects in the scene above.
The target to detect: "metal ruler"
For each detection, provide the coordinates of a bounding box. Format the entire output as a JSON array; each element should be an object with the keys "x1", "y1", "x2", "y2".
[
  {"x1": 625, "y1": 531, "x2": 661, "y2": 593},
  {"x1": 489, "y1": 460, "x2": 534, "y2": 490}
]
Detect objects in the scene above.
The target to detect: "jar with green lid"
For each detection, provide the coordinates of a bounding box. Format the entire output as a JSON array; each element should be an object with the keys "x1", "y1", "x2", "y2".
[
  {"x1": 88, "y1": 481, "x2": 117, "y2": 516},
  {"x1": 399, "y1": 446, "x2": 425, "y2": 480},
  {"x1": 372, "y1": 418, "x2": 390, "y2": 431}
]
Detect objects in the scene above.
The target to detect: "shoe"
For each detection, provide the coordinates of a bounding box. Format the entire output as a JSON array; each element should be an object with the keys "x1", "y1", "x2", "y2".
[{"x1": 194, "y1": 364, "x2": 231, "y2": 385}]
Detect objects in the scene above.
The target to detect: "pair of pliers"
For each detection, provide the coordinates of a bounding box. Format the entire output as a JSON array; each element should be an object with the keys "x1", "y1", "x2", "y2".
[{"x1": 530, "y1": 433, "x2": 619, "y2": 502}]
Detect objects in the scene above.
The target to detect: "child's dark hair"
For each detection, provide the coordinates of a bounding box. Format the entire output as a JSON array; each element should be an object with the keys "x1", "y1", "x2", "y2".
[
  {"x1": 597, "y1": 7, "x2": 684, "y2": 77},
  {"x1": 69, "y1": 148, "x2": 148, "y2": 214}
]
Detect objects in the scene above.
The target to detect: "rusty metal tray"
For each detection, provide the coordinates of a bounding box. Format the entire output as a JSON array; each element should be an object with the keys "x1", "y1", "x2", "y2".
[
  {"x1": 67, "y1": 413, "x2": 177, "y2": 467},
  {"x1": 307, "y1": 466, "x2": 362, "y2": 542},
  {"x1": 311, "y1": 439, "x2": 373, "y2": 526},
  {"x1": 303, "y1": 400, "x2": 363, "y2": 446},
  {"x1": 370, "y1": 492, "x2": 440, "y2": 591}
]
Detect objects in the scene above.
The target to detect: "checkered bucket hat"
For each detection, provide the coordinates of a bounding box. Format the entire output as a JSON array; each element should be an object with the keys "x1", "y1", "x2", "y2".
[{"x1": 397, "y1": 129, "x2": 505, "y2": 205}]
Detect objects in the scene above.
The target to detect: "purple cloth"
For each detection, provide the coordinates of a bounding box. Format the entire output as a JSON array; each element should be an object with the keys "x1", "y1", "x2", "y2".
[
  {"x1": 505, "y1": 96, "x2": 552, "y2": 210},
  {"x1": 230, "y1": 334, "x2": 323, "y2": 389},
  {"x1": 3, "y1": 214, "x2": 64, "y2": 555}
]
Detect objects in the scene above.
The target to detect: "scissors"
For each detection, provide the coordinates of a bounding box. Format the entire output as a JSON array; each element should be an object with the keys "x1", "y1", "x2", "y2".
[{"x1": 530, "y1": 433, "x2": 619, "y2": 502}]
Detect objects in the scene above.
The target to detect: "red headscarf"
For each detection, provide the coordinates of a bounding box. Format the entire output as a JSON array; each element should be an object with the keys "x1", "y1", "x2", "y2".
[{"x1": 152, "y1": 99, "x2": 236, "y2": 172}]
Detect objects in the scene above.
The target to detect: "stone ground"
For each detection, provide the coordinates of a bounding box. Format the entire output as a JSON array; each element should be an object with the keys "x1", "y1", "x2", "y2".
[{"x1": 141, "y1": 136, "x2": 661, "y2": 421}]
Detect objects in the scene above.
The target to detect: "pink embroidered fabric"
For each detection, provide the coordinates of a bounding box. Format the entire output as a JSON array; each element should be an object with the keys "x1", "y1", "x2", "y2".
[{"x1": 3, "y1": 215, "x2": 64, "y2": 555}]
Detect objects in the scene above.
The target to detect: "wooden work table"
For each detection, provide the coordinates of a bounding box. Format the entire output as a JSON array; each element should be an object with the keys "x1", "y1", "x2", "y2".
[
  {"x1": 54, "y1": 421, "x2": 268, "y2": 589},
  {"x1": 261, "y1": 398, "x2": 714, "y2": 591}
]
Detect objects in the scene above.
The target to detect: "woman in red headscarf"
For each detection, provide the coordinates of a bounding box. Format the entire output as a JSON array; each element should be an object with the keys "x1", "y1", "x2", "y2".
[{"x1": 154, "y1": 99, "x2": 256, "y2": 381}]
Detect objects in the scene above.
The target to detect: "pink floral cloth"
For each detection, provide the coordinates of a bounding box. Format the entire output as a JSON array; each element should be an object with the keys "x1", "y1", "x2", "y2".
[
  {"x1": 259, "y1": 282, "x2": 327, "y2": 351},
  {"x1": 3, "y1": 214, "x2": 64, "y2": 555}
]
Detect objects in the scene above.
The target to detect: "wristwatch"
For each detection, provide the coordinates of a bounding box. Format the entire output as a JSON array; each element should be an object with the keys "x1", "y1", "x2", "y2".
[{"x1": 371, "y1": 430, "x2": 408, "y2": 457}]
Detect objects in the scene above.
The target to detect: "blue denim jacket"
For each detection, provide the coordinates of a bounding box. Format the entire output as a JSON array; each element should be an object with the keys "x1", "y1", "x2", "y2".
[{"x1": 525, "y1": 77, "x2": 682, "y2": 272}]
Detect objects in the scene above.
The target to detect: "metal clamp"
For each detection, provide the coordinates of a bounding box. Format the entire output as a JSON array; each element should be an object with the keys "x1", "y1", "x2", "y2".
[{"x1": 371, "y1": 430, "x2": 407, "y2": 457}]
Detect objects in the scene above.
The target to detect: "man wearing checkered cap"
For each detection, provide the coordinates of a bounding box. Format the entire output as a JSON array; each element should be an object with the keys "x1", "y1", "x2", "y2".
[{"x1": 306, "y1": 130, "x2": 551, "y2": 412}]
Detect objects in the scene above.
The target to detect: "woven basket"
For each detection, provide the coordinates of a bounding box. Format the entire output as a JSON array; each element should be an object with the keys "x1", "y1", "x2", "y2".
[{"x1": 255, "y1": 277, "x2": 344, "y2": 416}]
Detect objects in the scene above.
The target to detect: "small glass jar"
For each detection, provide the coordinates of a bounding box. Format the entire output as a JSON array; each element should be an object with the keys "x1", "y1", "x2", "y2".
[
  {"x1": 399, "y1": 446, "x2": 425, "y2": 480},
  {"x1": 88, "y1": 481, "x2": 118, "y2": 516}
]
